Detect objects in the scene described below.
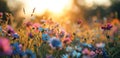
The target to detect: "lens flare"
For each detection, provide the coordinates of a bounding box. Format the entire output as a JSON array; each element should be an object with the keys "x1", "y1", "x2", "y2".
[{"x1": 23, "y1": 0, "x2": 72, "y2": 15}]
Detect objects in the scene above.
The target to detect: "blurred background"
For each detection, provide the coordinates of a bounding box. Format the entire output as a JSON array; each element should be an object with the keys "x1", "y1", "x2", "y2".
[{"x1": 0, "y1": 0, "x2": 120, "y2": 33}]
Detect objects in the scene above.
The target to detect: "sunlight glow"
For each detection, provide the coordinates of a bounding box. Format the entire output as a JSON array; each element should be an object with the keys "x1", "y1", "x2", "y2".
[{"x1": 23, "y1": 0, "x2": 72, "y2": 15}]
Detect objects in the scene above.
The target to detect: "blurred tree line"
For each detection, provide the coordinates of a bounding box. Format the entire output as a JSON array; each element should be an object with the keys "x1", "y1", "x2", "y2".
[
  {"x1": 0, "y1": 0, "x2": 10, "y2": 21},
  {"x1": 0, "y1": 0, "x2": 120, "y2": 21},
  {"x1": 83, "y1": 0, "x2": 120, "y2": 20}
]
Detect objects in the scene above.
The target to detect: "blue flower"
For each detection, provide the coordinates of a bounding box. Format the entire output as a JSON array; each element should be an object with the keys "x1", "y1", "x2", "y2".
[
  {"x1": 87, "y1": 44, "x2": 92, "y2": 48},
  {"x1": 19, "y1": 49, "x2": 36, "y2": 58},
  {"x1": 66, "y1": 46, "x2": 73, "y2": 52},
  {"x1": 19, "y1": 51, "x2": 26, "y2": 57},
  {"x1": 42, "y1": 33, "x2": 50, "y2": 41},
  {"x1": 38, "y1": 27, "x2": 44, "y2": 32},
  {"x1": 0, "y1": 26, "x2": 2, "y2": 32},
  {"x1": 12, "y1": 33, "x2": 19, "y2": 39},
  {"x1": 102, "y1": 49, "x2": 109, "y2": 58},
  {"x1": 75, "y1": 46, "x2": 82, "y2": 52},
  {"x1": 72, "y1": 50, "x2": 77, "y2": 57},
  {"x1": 51, "y1": 38, "x2": 62, "y2": 48},
  {"x1": 62, "y1": 54, "x2": 69, "y2": 58},
  {"x1": 71, "y1": 50, "x2": 81, "y2": 58},
  {"x1": 82, "y1": 43, "x2": 88, "y2": 47},
  {"x1": 25, "y1": 49, "x2": 36, "y2": 58},
  {"x1": 11, "y1": 42, "x2": 21, "y2": 55}
]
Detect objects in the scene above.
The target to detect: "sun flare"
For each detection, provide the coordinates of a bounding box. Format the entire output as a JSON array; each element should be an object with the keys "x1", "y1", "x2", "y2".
[{"x1": 23, "y1": 0, "x2": 72, "y2": 15}]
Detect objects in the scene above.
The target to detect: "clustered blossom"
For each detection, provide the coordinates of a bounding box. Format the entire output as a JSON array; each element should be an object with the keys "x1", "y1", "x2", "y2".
[
  {"x1": 0, "y1": 18, "x2": 116, "y2": 58},
  {"x1": 0, "y1": 37, "x2": 12, "y2": 55},
  {"x1": 101, "y1": 23, "x2": 113, "y2": 30}
]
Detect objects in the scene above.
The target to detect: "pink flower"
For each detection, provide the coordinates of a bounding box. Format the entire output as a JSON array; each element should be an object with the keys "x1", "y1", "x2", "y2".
[
  {"x1": 82, "y1": 48, "x2": 90, "y2": 55},
  {"x1": 96, "y1": 42, "x2": 105, "y2": 48},
  {"x1": 0, "y1": 37, "x2": 12, "y2": 55},
  {"x1": 89, "y1": 51, "x2": 96, "y2": 56},
  {"x1": 0, "y1": 12, "x2": 3, "y2": 18},
  {"x1": 32, "y1": 23, "x2": 41, "y2": 32},
  {"x1": 7, "y1": 25, "x2": 15, "y2": 34},
  {"x1": 32, "y1": 23, "x2": 41, "y2": 28},
  {"x1": 63, "y1": 38, "x2": 72, "y2": 44}
]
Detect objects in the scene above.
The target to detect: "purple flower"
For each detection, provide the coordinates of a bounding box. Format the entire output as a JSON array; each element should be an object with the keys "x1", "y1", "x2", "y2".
[
  {"x1": 28, "y1": 33, "x2": 34, "y2": 38},
  {"x1": 12, "y1": 33, "x2": 19, "y2": 39},
  {"x1": 7, "y1": 25, "x2": 15, "y2": 34},
  {"x1": 101, "y1": 23, "x2": 113, "y2": 30},
  {"x1": 106, "y1": 23, "x2": 113, "y2": 30}
]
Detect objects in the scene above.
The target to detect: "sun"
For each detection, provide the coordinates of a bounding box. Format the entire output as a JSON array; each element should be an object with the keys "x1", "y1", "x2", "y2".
[{"x1": 23, "y1": 0, "x2": 72, "y2": 15}]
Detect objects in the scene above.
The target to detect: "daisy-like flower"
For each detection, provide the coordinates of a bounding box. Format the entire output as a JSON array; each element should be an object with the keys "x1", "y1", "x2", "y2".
[{"x1": 0, "y1": 37, "x2": 12, "y2": 55}]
